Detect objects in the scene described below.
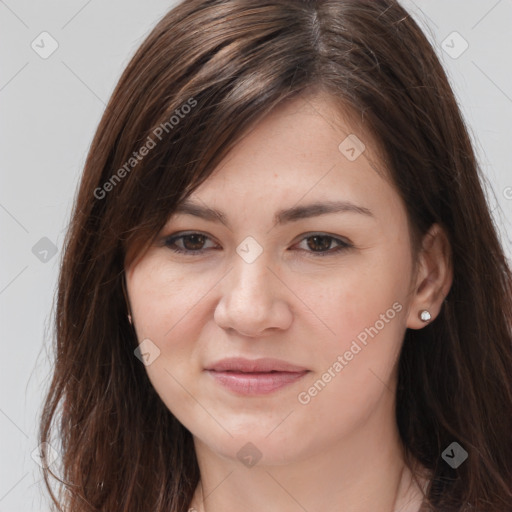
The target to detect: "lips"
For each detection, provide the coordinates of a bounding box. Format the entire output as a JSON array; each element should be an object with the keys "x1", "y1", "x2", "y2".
[{"x1": 205, "y1": 357, "x2": 309, "y2": 395}]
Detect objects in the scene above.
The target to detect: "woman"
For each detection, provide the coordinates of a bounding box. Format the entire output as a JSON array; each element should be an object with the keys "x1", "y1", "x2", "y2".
[{"x1": 39, "y1": 0, "x2": 512, "y2": 511}]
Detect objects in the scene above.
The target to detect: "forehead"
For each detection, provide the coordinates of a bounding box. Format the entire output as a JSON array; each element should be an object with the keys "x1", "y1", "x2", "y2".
[{"x1": 188, "y1": 92, "x2": 395, "y2": 215}]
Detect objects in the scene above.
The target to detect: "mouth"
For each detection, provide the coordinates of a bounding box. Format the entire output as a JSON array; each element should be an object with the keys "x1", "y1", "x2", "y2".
[{"x1": 204, "y1": 357, "x2": 310, "y2": 395}]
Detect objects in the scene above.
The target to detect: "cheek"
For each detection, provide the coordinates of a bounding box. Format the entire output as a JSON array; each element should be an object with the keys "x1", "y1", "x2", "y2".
[
  {"x1": 303, "y1": 243, "x2": 411, "y2": 348},
  {"x1": 295, "y1": 239, "x2": 412, "y2": 405},
  {"x1": 126, "y1": 257, "x2": 209, "y2": 383},
  {"x1": 301, "y1": 277, "x2": 406, "y2": 390},
  {"x1": 127, "y1": 258, "x2": 214, "y2": 426},
  {"x1": 128, "y1": 256, "x2": 209, "y2": 342}
]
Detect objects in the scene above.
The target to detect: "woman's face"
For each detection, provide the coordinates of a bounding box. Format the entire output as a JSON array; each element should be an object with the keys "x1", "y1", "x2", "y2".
[{"x1": 125, "y1": 93, "x2": 421, "y2": 465}]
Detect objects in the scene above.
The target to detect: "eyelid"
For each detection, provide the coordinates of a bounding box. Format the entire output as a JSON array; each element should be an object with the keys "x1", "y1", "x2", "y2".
[{"x1": 292, "y1": 231, "x2": 352, "y2": 246}]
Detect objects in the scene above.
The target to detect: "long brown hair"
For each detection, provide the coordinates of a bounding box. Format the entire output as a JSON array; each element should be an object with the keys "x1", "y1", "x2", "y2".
[{"x1": 38, "y1": 1, "x2": 512, "y2": 510}]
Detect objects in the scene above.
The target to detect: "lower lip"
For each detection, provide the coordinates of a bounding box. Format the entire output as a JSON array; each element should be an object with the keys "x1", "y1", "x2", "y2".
[{"x1": 206, "y1": 370, "x2": 308, "y2": 395}]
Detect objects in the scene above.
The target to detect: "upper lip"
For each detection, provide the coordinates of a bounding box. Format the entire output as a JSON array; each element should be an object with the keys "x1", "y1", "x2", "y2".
[{"x1": 205, "y1": 357, "x2": 309, "y2": 373}]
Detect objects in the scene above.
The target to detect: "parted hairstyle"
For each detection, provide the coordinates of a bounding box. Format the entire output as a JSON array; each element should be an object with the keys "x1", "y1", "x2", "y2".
[{"x1": 38, "y1": 0, "x2": 512, "y2": 511}]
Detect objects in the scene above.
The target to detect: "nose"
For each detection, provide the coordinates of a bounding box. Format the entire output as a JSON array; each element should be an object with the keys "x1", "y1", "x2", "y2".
[{"x1": 213, "y1": 255, "x2": 293, "y2": 337}]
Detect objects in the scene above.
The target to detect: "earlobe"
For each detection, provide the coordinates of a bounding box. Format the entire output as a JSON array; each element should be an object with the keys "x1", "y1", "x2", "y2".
[{"x1": 406, "y1": 223, "x2": 453, "y2": 330}]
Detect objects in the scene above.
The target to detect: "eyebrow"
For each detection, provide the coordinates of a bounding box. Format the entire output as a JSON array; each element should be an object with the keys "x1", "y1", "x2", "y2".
[{"x1": 172, "y1": 199, "x2": 374, "y2": 228}]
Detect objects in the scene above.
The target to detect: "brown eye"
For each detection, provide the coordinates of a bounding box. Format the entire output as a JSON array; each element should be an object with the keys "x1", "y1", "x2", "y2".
[
  {"x1": 295, "y1": 233, "x2": 352, "y2": 257},
  {"x1": 163, "y1": 232, "x2": 218, "y2": 254},
  {"x1": 181, "y1": 234, "x2": 206, "y2": 251},
  {"x1": 306, "y1": 235, "x2": 334, "y2": 252}
]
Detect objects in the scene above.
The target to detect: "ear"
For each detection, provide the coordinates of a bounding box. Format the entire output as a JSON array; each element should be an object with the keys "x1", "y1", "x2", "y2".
[{"x1": 406, "y1": 223, "x2": 453, "y2": 330}]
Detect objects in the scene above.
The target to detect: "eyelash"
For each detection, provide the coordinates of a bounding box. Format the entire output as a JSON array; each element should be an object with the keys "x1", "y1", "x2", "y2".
[{"x1": 162, "y1": 232, "x2": 353, "y2": 257}]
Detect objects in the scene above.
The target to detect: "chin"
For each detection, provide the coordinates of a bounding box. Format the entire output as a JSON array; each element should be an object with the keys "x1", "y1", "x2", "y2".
[{"x1": 193, "y1": 427, "x2": 315, "y2": 468}]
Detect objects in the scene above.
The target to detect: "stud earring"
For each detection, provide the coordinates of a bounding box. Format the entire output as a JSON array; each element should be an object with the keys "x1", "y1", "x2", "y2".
[{"x1": 419, "y1": 310, "x2": 431, "y2": 322}]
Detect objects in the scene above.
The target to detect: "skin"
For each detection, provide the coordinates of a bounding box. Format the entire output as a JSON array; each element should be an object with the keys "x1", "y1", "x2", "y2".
[{"x1": 125, "y1": 92, "x2": 453, "y2": 512}]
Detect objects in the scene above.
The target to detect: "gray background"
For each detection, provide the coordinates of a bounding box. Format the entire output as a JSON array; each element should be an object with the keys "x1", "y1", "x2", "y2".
[{"x1": 1, "y1": 1, "x2": 511, "y2": 510}]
